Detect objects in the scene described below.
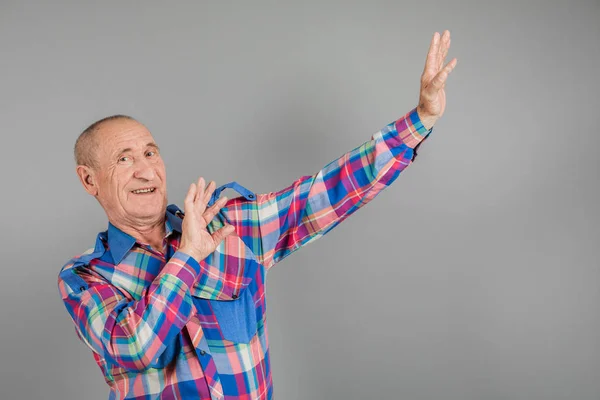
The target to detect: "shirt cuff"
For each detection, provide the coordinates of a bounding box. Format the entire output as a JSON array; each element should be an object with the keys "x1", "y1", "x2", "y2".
[
  {"x1": 394, "y1": 107, "x2": 434, "y2": 149},
  {"x1": 163, "y1": 250, "x2": 202, "y2": 289}
]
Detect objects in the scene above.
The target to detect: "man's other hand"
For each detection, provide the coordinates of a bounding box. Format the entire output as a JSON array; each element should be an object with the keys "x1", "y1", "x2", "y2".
[{"x1": 179, "y1": 177, "x2": 235, "y2": 261}]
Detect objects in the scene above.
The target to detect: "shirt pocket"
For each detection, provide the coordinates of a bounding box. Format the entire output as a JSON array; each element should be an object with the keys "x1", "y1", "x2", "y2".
[{"x1": 209, "y1": 289, "x2": 258, "y2": 344}]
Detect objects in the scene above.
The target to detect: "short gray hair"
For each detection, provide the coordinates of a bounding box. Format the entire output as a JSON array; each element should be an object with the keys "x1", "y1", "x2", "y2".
[{"x1": 74, "y1": 114, "x2": 136, "y2": 168}]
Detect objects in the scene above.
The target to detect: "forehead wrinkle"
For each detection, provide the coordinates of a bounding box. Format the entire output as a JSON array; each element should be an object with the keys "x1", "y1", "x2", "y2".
[{"x1": 99, "y1": 120, "x2": 152, "y2": 147}]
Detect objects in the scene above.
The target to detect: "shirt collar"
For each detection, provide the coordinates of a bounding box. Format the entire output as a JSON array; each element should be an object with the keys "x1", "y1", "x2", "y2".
[{"x1": 105, "y1": 205, "x2": 183, "y2": 264}]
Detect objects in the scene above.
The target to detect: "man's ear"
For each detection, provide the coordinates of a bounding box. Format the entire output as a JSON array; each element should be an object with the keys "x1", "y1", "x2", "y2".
[{"x1": 76, "y1": 165, "x2": 99, "y2": 196}]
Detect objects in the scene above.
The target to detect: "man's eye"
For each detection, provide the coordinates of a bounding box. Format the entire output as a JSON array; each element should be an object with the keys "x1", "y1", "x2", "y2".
[
  {"x1": 118, "y1": 156, "x2": 130, "y2": 163},
  {"x1": 146, "y1": 151, "x2": 156, "y2": 157}
]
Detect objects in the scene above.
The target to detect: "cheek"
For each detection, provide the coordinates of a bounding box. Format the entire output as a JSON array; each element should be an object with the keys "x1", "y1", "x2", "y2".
[
  {"x1": 111, "y1": 171, "x2": 129, "y2": 194},
  {"x1": 157, "y1": 164, "x2": 167, "y2": 182}
]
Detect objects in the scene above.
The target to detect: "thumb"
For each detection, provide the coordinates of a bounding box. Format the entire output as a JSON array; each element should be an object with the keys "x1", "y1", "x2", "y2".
[
  {"x1": 430, "y1": 58, "x2": 456, "y2": 92},
  {"x1": 211, "y1": 224, "x2": 235, "y2": 244}
]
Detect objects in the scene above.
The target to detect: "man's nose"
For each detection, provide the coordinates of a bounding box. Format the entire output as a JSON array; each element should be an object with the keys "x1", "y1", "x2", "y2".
[{"x1": 133, "y1": 158, "x2": 156, "y2": 181}]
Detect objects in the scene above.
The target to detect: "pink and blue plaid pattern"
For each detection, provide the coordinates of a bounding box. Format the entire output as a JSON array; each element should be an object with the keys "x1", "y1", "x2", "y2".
[{"x1": 58, "y1": 107, "x2": 432, "y2": 399}]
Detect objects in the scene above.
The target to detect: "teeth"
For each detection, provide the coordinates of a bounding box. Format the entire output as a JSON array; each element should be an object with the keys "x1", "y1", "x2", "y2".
[{"x1": 132, "y1": 188, "x2": 155, "y2": 194}]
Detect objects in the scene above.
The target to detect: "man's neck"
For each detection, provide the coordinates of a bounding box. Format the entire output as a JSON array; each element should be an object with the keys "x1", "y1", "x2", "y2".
[{"x1": 111, "y1": 217, "x2": 167, "y2": 253}]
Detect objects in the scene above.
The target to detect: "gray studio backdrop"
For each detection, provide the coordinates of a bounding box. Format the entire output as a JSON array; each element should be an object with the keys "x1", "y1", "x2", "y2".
[{"x1": 1, "y1": 1, "x2": 599, "y2": 399}]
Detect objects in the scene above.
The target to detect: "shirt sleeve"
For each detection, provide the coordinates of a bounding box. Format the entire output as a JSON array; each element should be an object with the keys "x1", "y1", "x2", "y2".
[
  {"x1": 57, "y1": 250, "x2": 201, "y2": 372},
  {"x1": 222, "y1": 107, "x2": 432, "y2": 270}
]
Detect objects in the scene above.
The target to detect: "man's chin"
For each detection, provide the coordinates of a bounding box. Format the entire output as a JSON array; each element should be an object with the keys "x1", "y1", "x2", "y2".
[{"x1": 126, "y1": 203, "x2": 166, "y2": 221}]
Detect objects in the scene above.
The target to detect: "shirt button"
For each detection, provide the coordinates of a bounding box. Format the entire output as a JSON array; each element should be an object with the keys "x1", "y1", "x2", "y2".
[
  {"x1": 232, "y1": 294, "x2": 238, "y2": 299},
  {"x1": 200, "y1": 350, "x2": 206, "y2": 356}
]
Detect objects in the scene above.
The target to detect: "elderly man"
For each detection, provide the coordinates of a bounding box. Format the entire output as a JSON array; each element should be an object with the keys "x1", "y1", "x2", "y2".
[{"x1": 58, "y1": 31, "x2": 456, "y2": 400}]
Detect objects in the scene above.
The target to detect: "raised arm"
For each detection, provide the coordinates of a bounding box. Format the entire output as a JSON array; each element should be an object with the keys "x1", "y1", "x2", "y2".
[{"x1": 222, "y1": 31, "x2": 457, "y2": 270}]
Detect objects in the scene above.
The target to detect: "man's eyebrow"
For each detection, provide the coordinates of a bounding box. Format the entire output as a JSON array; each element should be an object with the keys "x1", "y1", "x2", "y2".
[{"x1": 114, "y1": 142, "x2": 160, "y2": 157}]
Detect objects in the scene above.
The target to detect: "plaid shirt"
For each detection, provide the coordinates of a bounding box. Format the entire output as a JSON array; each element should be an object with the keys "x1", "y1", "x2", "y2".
[{"x1": 58, "y1": 107, "x2": 432, "y2": 399}]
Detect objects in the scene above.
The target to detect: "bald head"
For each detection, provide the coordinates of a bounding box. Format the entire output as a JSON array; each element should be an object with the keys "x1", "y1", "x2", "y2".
[
  {"x1": 74, "y1": 114, "x2": 167, "y2": 231},
  {"x1": 74, "y1": 114, "x2": 136, "y2": 168}
]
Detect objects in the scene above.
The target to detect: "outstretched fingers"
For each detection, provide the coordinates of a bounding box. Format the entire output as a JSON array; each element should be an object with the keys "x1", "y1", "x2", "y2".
[
  {"x1": 184, "y1": 181, "x2": 198, "y2": 215},
  {"x1": 202, "y1": 195, "x2": 228, "y2": 226},
  {"x1": 438, "y1": 30, "x2": 450, "y2": 72},
  {"x1": 187, "y1": 178, "x2": 229, "y2": 228},
  {"x1": 422, "y1": 32, "x2": 440, "y2": 82},
  {"x1": 201, "y1": 179, "x2": 215, "y2": 205},
  {"x1": 428, "y1": 58, "x2": 457, "y2": 93},
  {"x1": 193, "y1": 178, "x2": 211, "y2": 212},
  {"x1": 184, "y1": 177, "x2": 217, "y2": 230}
]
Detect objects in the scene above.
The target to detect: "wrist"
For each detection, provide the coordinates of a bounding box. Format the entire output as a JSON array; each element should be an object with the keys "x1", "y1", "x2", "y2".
[
  {"x1": 416, "y1": 106, "x2": 436, "y2": 130},
  {"x1": 178, "y1": 246, "x2": 200, "y2": 262}
]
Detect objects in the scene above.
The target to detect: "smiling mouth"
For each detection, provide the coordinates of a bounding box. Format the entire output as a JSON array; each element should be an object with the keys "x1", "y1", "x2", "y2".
[{"x1": 131, "y1": 187, "x2": 156, "y2": 194}]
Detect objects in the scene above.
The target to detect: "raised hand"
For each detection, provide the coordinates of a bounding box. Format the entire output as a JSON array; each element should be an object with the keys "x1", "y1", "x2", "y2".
[
  {"x1": 178, "y1": 177, "x2": 236, "y2": 262},
  {"x1": 417, "y1": 30, "x2": 457, "y2": 130}
]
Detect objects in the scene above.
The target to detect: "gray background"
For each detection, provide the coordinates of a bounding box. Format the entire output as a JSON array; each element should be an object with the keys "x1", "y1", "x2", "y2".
[{"x1": 0, "y1": 1, "x2": 599, "y2": 399}]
